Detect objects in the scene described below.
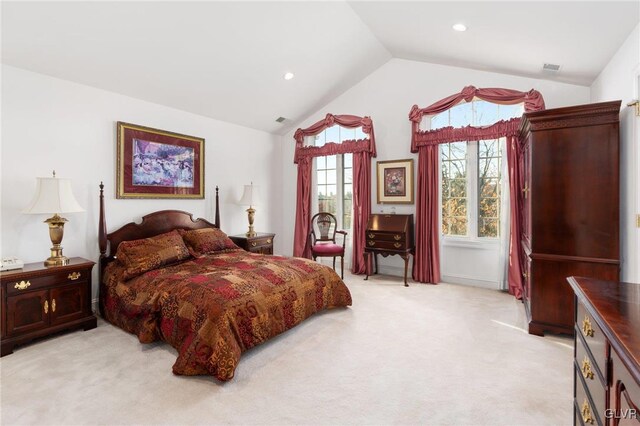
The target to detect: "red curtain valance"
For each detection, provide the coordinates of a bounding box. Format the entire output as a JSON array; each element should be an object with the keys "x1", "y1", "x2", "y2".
[
  {"x1": 408, "y1": 85, "x2": 545, "y2": 152},
  {"x1": 414, "y1": 118, "x2": 521, "y2": 147},
  {"x1": 294, "y1": 114, "x2": 376, "y2": 163}
]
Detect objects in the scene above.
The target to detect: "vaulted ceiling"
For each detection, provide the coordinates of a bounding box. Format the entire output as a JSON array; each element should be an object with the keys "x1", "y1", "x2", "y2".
[{"x1": 2, "y1": 2, "x2": 638, "y2": 134}]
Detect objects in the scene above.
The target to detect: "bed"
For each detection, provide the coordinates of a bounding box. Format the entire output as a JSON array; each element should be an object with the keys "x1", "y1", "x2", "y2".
[{"x1": 97, "y1": 184, "x2": 352, "y2": 381}]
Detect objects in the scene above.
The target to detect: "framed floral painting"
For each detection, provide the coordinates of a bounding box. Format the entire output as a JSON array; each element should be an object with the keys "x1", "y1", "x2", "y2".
[
  {"x1": 376, "y1": 159, "x2": 414, "y2": 204},
  {"x1": 116, "y1": 122, "x2": 204, "y2": 199}
]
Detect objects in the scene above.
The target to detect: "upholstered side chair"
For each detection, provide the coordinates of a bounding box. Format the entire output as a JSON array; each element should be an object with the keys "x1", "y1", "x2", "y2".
[{"x1": 308, "y1": 212, "x2": 347, "y2": 278}]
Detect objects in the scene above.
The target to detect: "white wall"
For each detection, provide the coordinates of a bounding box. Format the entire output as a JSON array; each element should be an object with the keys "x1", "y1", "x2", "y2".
[
  {"x1": 1, "y1": 65, "x2": 282, "y2": 299},
  {"x1": 590, "y1": 24, "x2": 640, "y2": 282},
  {"x1": 281, "y1": 58, "x2": 590, "y2": 287}
]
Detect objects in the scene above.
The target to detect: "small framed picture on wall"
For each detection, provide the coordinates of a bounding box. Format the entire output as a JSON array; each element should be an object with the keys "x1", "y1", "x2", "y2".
[{"x1": 376, "y1": 159, "x2": 414, "y2": 204}]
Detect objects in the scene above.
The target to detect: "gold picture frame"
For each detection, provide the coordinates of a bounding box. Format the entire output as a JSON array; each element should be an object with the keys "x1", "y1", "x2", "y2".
[
  {"x1": 116, "y1": 122, "x2": 204, "y2": 199},
  {"x1": 376, "y1": 159, "x2": 414, "y2": 204}
]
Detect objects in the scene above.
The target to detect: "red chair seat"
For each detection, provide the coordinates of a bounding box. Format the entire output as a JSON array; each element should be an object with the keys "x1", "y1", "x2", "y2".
[{"x1": 312, "y1": 243, "x2": 344, "y2": 255}]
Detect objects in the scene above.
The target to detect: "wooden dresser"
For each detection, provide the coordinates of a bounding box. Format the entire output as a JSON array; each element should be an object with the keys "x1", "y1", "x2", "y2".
[
  {"x1": 519, "y1": 101, "x2": 621, "y2": 336},
  {"x1": 1, "y1": 257, "x2": 97, "y2": 356},
  {"x1": 568, "y1": 276, "x2": 639, "y2": 426},
  {"x1": 364, "y1": 214, "x2": 414, "y2": 286}
]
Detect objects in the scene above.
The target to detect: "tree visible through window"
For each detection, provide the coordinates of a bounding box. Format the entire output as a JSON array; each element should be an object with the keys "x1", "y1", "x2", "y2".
[
  {"x1": 432, "y1": 101, "x2": 523, "y2": 238},
  {"x1": 310, "y1": 126, "x2": 364, "y2": 231}
]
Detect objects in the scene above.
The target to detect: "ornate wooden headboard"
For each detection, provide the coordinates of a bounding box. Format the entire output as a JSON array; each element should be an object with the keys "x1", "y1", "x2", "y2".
[{"x1": 97, "y1": 182, "x2": 220, "y2": 292}]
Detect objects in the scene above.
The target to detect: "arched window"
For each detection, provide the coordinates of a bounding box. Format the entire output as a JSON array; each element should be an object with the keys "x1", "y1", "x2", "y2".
[
  {"x1": 305, "y1": 126, "x2": 367, "y2": 230},
  {"x1": 430, "y1": 100, "x2": 524, "y2": 238}
]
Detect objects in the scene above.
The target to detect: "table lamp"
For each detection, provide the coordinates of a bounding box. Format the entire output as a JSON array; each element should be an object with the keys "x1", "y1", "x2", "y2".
[
  {"x1": 238, "y1": 182, "x2": 258, "y2": 237},
  {"x1": 23, "y1": 171, "x2": 84, "y2": 266}
]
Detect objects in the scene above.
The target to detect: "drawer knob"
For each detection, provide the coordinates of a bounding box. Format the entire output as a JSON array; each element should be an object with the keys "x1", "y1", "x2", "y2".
[
  {"x1": 52, "y1": 298, "x2": 56, "y2": 313},
  {"x1": 44, "y1": 300, "x2": 49, "y2": 314},
  {"x1": 14, "y1": 280, "x2": 31, "y2": 290},
  {"x1": 581, "y1": 356, "x2": 594, "y2": 380},
  {"x1": 368, "y1": 233, "x2": 375, "y2": 239},
  {"x1": 581, "y1": 399, "x2": 594, "y2": 424},
  {"x1": 251, "y1": 242, "x2": 257, "y2": 247},
  {"x1": 394, "y1": 235, "x2": 401, "y2": 241},
  {"x1": 266, "y1": 239, "x2": 272, "y2": 244},
  {"x1": 68, "y1": 272, "x2": 81, "y2": 280},
  {"x1": 368, "y1": 241, "x2": 376, "y2": 246},
  {"x1": 394, "y1": 242, "x2": 402, "y2": 248},
  {"x1": 582, "y1": 316, "x2": 595, "y2": 338}
]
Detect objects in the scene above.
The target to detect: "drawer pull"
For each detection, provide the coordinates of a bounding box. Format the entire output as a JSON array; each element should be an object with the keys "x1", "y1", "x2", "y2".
[
  {"x1": 14, "y1": 280, "x2": 31, "y2": 290},
  {"x1": 368, "y1": 241, "x2": 376, "y2": 246},
  {"x1": 266, "y1": 239, "x2": 272, "y2": 244},
  {"x1": 251, "y1": 242, "x2": 257, "y2": 247},
  {"x1": 394, "y1": 243, "x2": 402, "y2": 248},
  {"x1": 394, "y1": 235, "x2": 402, "y2": 241},
  {"x1": 52, "y1": 298, "x2": 56, "y2": 313},
  {"x1": 368, "y1": 233, "x2": 375, "y2": 239},
  {"x1": 68, "y1": 272, "x2": 81, "y2": 280},
  {"x1": 582, "y1": 316, "x2": 595, "y2": 337},
  {"x1": 581, "y1": 399, "x2": 594, "y2": 424},
  {"x1": 44, "y1": 300, "x2": 49, "y2": 314},
  {"x1": 581, "y1": 356, "x2": 594, "y2": 380}
]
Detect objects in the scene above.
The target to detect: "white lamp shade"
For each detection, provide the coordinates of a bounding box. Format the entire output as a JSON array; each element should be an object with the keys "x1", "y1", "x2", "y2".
[
  {"x1": 23, "y1": 177, "x2": 84, "y2": 214},
  {"x1": 238, "y1": 184, "x2": 258, "y2": 206}
]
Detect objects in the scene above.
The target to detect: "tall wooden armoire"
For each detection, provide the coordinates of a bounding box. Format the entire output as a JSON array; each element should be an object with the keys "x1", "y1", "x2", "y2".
[{"x1": 519, "y1": 100, "x2": 621, "y2": 336}]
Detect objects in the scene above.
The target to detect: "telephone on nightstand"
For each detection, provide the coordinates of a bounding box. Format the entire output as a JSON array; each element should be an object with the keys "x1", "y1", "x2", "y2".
[{"x1": 1, "y1": 257, "x2": 24, "y2": 271}]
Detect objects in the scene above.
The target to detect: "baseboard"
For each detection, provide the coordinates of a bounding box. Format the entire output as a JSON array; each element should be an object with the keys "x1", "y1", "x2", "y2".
[{"x1": 440, "y1": 273, "x2": 500, "y2": 290}]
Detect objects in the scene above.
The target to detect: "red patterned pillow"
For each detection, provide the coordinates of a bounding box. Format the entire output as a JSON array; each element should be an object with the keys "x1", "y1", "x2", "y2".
[
  {"x1": 115, "y1": 230, "x2": 191, "y2": 280},
  {"x1": 178, "y1": 228, "x2": 239, "y2": 256}
]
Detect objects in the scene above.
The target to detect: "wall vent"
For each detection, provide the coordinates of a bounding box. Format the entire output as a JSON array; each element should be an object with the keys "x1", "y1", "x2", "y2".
[
  {"x1": 275, "y1": 116, "x2": 286, "y2": 123},
  {"x1": 543, "y1": 63, "x2": 560, "y2": 72}
]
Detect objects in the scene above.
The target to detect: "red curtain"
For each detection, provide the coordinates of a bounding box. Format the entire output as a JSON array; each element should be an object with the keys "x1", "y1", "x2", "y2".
[
  {"x1": 506, "y1": 135, "x2": 524, "y2": 299},
  {"x1": 293, "y1": 114, "x2": 377, "y2": 275},
  {"x1": 351, "y1": 152, "x2": 372, "y2": 274},
  {"x1": 409, "y1": 86, "x2": 545, "y2": 296},
  {"x1": 413, "y1": 144, "x2": 441, "y2": 283},
  {"x1": 293, "y1": 157, "x2": 312, "y2": 258}
]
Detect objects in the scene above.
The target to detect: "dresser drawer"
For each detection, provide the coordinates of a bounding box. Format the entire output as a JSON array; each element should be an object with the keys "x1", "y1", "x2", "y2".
[
  {"x1": 249, "y1": 236, "x2": 273, "y2": 248},
  {"x1": 576, "y1": 328, "x2": 607, "y2": 387},
  {"x1": 5, "y1": 268, "x2": 89, "y2": 296},
  {"x1": 577, "y1": 301, "x2": 607, "y2": 381},
  {"x1": 576, "y1": 372, "x2": 602, "y2": 426},
  {"x1": 366, "y1": 240, "x2": 407, "y2": 250},
  {"x1": 574, "y1": 357, "x2": 606, "y2": 426},
  {"x1": 366, "y1": 231, "x2": 405, "y2": 242}
]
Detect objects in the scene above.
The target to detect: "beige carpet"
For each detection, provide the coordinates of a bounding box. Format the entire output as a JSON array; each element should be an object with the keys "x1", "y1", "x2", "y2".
[{"x1": 0, "y1": 273, "x2": 573, "y2": 425}]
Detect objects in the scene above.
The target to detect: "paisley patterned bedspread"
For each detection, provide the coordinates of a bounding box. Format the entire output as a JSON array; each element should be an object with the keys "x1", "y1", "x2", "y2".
[{"x1": 102, "y1": 250, "x2": 352, "y2": 381}]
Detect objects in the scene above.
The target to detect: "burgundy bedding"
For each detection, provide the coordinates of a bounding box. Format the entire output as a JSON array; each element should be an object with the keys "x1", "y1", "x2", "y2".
[{"x1": 102, "y1": 250, "x2": 352, "y2": 381}]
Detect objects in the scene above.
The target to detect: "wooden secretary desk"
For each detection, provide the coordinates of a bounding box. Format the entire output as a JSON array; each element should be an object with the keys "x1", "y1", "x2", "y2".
[{"x1": 364, "y1": 214, "x2": 414, "y2": 286}]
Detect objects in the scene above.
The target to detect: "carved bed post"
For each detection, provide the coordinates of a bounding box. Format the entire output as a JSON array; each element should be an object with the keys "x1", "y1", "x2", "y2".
[
  {"x1": 99, "y1": 181, "x2": 107, "y2": 258},
  {"x1": 98, "y1": 182, "x2": 107, "y2": 318},
  {"x1": 215, "y1": 185, "x2": 220, "y2": 228}
]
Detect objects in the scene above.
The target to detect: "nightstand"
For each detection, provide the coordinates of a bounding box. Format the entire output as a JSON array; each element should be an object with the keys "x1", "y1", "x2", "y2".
[
  {"x1": 229, "y1": 233, "x2": 275, "y2": 255},
  {"x1": 1, "y1": 257, "x2": 97, "y2": 356}
]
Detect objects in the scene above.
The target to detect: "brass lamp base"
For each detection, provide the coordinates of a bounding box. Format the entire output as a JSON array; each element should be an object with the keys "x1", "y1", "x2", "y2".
[
  {"x1": 245, "y1": 207, "x2": 257, "y2": 237},
  {"x1": 44, "y1": 214, "x2": 70, "y2": 267}
]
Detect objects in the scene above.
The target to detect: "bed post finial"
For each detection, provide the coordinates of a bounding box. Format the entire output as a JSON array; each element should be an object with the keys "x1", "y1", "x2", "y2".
[
  {"x1": 215, "y1": 185, "x2": 220, "y2": 228},
  {"x1": 99, "y1": 182, "x2": 107, "y2": 257}
]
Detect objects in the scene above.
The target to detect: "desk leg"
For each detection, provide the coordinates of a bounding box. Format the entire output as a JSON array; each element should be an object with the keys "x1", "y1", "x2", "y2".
[
  {"x1": 364, "y1": 252, "x2": 370, "y2": 281},
  {"x1": 402, "y1": 255, "x2": 409, "y2": 287},
  {"x1": 374, "y1": 253, "x2": 378, "y2": 274}
]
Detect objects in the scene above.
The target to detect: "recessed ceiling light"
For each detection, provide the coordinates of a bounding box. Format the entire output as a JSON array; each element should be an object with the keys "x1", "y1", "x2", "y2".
[
  {"x1": 452, "y1": 23, "x2": 467, "y2": 32},
  {"x1": 283, "y1": 72, "x2": 294, "y2": 80}
]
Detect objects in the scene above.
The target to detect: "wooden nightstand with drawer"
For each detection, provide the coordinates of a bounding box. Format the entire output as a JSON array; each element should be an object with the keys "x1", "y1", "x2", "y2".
[
  {"x1": 1, "y1": 257, "x2": 97, "y2": 356},
  {"x1": 229, "y1": 233, "x2": 275, "y2": 255}
]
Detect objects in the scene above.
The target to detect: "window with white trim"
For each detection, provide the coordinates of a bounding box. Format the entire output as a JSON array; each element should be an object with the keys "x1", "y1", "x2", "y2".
[
  {"x1": 431, "y1": 100, "x2": 524, "y2": 239},
  {"x1": 308, "y1": 126, "x2": 366, "y2": 230}
]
